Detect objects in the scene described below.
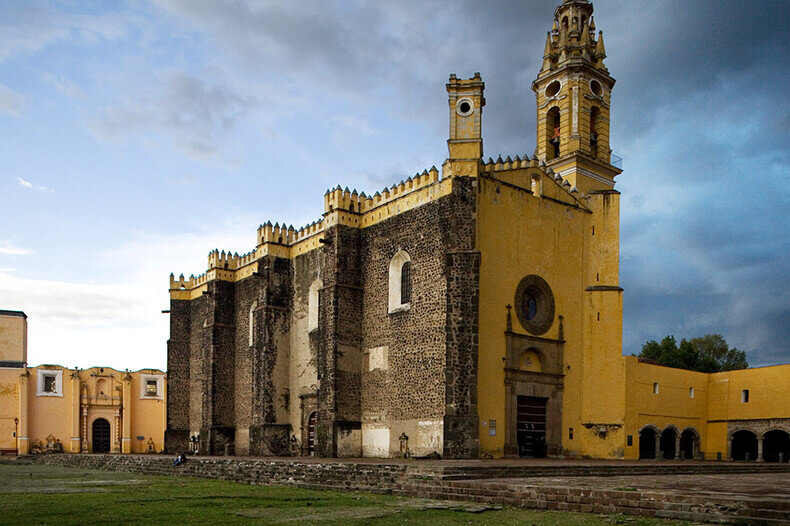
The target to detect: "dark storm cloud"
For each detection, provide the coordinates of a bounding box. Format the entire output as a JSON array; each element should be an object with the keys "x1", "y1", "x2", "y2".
[{"x1": 152, "y1": 0, "x2": 790, "y2": 364}]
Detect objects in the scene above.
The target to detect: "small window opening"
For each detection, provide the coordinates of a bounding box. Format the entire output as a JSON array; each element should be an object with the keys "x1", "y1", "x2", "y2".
[
  {"x1": 349, "y1": 203, "x2": 354, "y2": 212},
  {"x1": 653, "y1": 382, "x2": 659, "y2": 394},
  {"x1": 569, "y1": 428, "x2": 574, "y2": 440},
  {"x1": 597, "y1": 312, "x2": 600, "y2": 321},
  {"x1": 146, "y1": 380, "x2": 158, "y2": 397},
  {"x1": 741, "y1": 389, "x2": 749, "y2": 403},
  {"x1": 627, "y1": 435, "x2": 633, "y2": 446},
  {"x1": 592, "y1": 225, "x2": 595, "y2": 236},
  {"x1": 596, "y1": 273, "x2": 599, "y2": 281},
  {"x1": 459, "y1": 101, "x2": 471, "y2": 114},
  {"x1": 400, "y1": 261, "x2": 412, "y2": 304},
  {"x1": 689, "y1": 387, "x2": 694, "y2": 399},
  {"x1": 44, "y1": 375, "x2": 56, "y2": 393}
]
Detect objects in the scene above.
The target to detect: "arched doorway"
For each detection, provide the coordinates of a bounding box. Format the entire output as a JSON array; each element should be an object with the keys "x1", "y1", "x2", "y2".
[
  {"x1": 639, "y1": 427, "x2": 657, "y2": 459},
  {"x1": 307, "y1": 411, "x2": 318, "y2": 456},
  {"x1": 731, "y1": 430, "x2": 758, "y2": 461},
  {"x1": 660, "y1": 428, "x2": 677, "y2": 459},
  {"x1": 762, "y1": 430, "x2": 790, "y2": 463},
  {"x1": 679, "y1": 428, "x2": 698, "y2": 460},
  {"x1": 92, "y1": 418, "x2": 111, "y2": 453}
]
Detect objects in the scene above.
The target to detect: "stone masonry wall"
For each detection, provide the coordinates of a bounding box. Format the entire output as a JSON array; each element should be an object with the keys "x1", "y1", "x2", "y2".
[
  {"x1": 357, "y1": 176, "x2": 479, "y2": 458},
  {"x1": 442, "y1": 177, "x2": 480, "y2": 458}
]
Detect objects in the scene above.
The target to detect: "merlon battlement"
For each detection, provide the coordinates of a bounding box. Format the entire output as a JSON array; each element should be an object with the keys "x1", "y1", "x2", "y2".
[
  {"x1": 480, "y1": 154, "x2": 540, "y2": 173},
  {"x1": 323, "y1": 165, "x2": 440, "y2": 215},
  {"x1": 256, "y1": 219, "x2": 325, "y2": 246}
]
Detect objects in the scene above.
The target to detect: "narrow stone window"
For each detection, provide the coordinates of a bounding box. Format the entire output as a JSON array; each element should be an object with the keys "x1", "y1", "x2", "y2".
[
  {"x1": 400, "y1": 262, "x2": 411, "y2": 304},
  {"x1": 653, "y1": 382, "x2": 659, "y2": 395},
  {"x1": 249, "y1": 301, "x2": 257, "y2": 346},
  {"x1": 741, "y1": 389, "x2": 749, "y2": 403},
  {"x1": 569, "y1": 428, "x2": 573, "y2": 440},
  {"x1": 689, "y1": 387, "x2": 694, "y2": 399},
  {"x1": 44, "y1": 375, "x2": 56, "y2": 393}
]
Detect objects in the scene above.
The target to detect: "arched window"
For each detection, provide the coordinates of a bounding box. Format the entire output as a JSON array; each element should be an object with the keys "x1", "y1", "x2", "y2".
[
  {"x1": 249, "y1": 301, "x2": 257, "y2": 346},
  {"x1": 388, "y1": 250, "x2": 412, "y2": 313},
  {"x1": 308, "y1": 280, "x2": 322, "y2": 332},
  {"x1": 400, "y1": 262, "x2": 411, "y2": 304}
]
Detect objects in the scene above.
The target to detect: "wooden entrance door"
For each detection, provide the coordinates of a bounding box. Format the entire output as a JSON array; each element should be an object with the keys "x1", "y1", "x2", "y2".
[
  {"x1": 92, "y1": 418, "x2": 111, "y2": 453},
  {"x1": 307, "y1": 411, "x2": 318, "y2": 456},
  {"x1": 517, "y1": 396, "x2": 547, "y2": 457}
]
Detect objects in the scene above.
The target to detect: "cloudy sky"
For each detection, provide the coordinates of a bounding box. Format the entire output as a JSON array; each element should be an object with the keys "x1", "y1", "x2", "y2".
[{"x1": 1, "y1": 0, "x2": 788, "y2": 371}]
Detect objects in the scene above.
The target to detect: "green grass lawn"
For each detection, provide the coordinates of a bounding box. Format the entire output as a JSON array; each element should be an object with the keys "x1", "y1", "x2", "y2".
[{"x1": 0, "y1": 464, "x2": 695, "y2": 525}]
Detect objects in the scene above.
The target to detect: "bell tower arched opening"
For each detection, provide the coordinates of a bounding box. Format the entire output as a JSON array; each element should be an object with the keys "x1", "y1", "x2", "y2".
[{"x1": 546, "y1": 107, "x2": 561, "y2": 160}]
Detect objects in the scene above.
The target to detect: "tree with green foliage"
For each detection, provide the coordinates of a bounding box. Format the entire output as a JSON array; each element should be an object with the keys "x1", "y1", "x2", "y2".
[{"x1": 638, "y1": 334, "x2": 748, "y2": 373}]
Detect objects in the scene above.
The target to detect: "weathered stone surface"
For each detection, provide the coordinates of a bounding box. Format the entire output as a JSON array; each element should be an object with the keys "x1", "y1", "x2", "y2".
[{"x1": 167, "y1": 177, "x2": 482, "y2": 459}]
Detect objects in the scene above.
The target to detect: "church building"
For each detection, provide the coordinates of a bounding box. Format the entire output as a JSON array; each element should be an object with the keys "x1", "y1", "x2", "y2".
[{"x1": 165, "y1": 0, "x2": 790, "y2": 462}]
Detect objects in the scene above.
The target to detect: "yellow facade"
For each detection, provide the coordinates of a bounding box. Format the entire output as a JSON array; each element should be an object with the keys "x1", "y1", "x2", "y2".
[{"x1": 0, "y1": 311, "x2": 166, "y2": 455}]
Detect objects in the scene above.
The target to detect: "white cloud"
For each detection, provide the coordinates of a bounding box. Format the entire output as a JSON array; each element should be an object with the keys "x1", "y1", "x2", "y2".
[
  {"x1": 88, "y1": 71, "x2": 257, "y2": 160},
  {"x1": 0, "y1": 241, "x2": 34, "y2": 256},
  {"x1": 41, "y1": 72, "x2": 86, "y2": 100},
  {"x1": 16, "y1": 176, "x2": 54, "y2": 193},
  {"x1": 0, "y1": 83, "x2": 24, "y2": 115},
  {"x1": 332, "y1": 115, "x2": 377, "y2": 136},
  {"x1": 0, "y1": 216, "x2": 258, "y2": 371}
]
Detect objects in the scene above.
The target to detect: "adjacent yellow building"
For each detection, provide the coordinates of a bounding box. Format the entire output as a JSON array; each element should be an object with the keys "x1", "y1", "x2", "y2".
[{"x1": 0, "y1": 310, "x2": 166, "y2": 455}]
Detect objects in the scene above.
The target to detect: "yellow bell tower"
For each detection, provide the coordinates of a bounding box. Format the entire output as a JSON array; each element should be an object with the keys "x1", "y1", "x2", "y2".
[{"x1": 532, "y1": 0, "x2": 621, "y2": 192}]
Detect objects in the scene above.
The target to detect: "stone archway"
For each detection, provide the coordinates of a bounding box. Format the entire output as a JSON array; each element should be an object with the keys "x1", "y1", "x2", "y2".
[
  {"x1": 639, "y1": 425, "x2": 659, "y2": 460},
  {"x1": 731, "y1": 430, "x2": 758, "y2": 461},
  {"x1": 762, "y1": 429, "x2": 790, "y2": 463},
  {"x1": 660, "y1": 427, "x2": 678, "y2": 460},
  {"x1": 680, "y1": 427, "x2": 699, "y2": 460}
]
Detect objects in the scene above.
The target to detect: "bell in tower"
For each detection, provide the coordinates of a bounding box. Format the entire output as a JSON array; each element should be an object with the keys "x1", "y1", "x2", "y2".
[{"x1": 532, "y1": 0, "x2": 621, "y2": 193}]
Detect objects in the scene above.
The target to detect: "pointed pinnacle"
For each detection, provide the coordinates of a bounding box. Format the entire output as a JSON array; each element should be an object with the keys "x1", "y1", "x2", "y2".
[
  {"x1": 543, "y1": 31, "x2": 554, "y2": 58},
  {"x1": 595, "y1": 31, "x2": 607, "y2": 59}
]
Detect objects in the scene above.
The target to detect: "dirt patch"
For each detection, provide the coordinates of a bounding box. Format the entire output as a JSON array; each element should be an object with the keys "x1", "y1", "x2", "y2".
[{"x1": 234, "y1": 498, "x2": 502, "y2": 522}]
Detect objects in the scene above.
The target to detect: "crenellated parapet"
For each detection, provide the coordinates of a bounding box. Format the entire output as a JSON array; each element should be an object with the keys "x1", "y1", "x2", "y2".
[
  {"x1": 323, "y1": 165, "x2": 440, "y2": 215},
  {"x1": 170, "y1": 163, "x2": 453, "y2": 299}
]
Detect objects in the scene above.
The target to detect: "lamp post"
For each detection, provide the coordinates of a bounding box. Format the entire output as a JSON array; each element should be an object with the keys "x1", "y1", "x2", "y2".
[{"x1": 13, "y1": 417, "x2": 19, "y2": 455}]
